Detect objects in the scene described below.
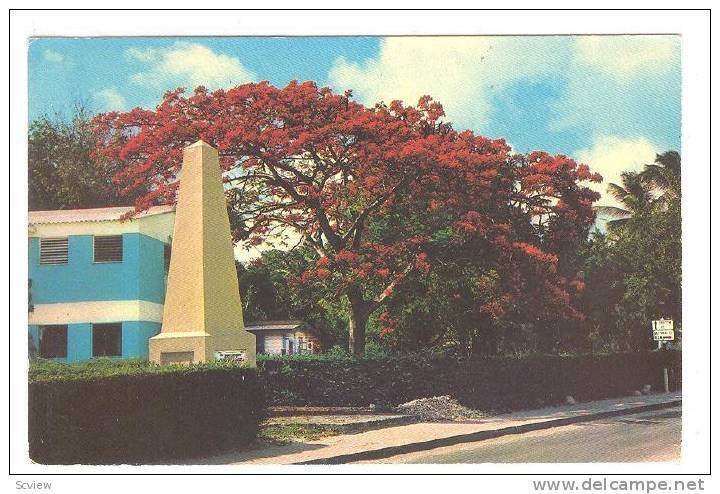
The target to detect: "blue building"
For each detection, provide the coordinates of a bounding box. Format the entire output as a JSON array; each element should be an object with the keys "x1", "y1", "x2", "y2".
[{"x1": 28, "y1": 206, "x2": 175, "y2": 362}]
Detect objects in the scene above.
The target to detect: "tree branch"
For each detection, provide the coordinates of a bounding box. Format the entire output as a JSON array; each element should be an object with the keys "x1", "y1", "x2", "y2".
[
  {"x1": 342, "y1": 176, "x2": 413, "y2": 249},
  {"x1": 368, "y1": 263, "x2": 414, "y2": 313}
]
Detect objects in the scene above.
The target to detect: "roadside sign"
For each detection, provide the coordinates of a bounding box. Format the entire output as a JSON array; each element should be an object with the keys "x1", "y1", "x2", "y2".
[
  {"x1": 653, "y1": 329, "x2": 675, "y2": 341},
  {"x1": 653, "y1": 319, "x2": 674, "y2": 331},
  {"x1": 652, "y1": 319, "x2": 675, "y2": 341}
]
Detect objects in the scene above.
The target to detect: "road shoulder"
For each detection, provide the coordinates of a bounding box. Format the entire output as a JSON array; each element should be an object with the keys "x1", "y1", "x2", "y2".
[{"x1": 198, "y1": 392, "x2": 681, "y2": 465}]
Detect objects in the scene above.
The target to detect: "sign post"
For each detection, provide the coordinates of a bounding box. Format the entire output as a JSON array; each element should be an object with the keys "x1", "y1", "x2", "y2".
[{"x1": 652, "y1": 318, "x2": 674, "y2": 393}]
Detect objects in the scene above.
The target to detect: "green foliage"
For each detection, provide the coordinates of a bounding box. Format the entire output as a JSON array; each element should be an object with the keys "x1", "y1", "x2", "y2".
[
  {"x1": 597, "y1": 171, "x2": 655, "y2": 231},
  {"x1": 581, "y1": 151, "x2": 682, "y2": 351},
  {"x1": 237, "y1": 248, "x2": 349, "y2": 348},
  {"x1": 28, "y1": 104, "x2": 141, "y2": 211},
  {"x1": 28, "y1": 362, "x2": 263, "y2": 464},
  {"x1": 380, "y1": 263, "x2": 505, "y2": 354},
  {"x1": 259, "y1": 351, "x2": 681, "y2": 408},
  {"x1": 257, "y1": 346, "x2": 355, "y2": 363},
  {"x1": 256, "y1": 344, "x2": 448, "y2": 364},
  {"x1": 28, "y1": 357, "x2": 252, "y2": 383},
  {"x1": 363, "y1": 340, "x2": 393, "y2": 358}
]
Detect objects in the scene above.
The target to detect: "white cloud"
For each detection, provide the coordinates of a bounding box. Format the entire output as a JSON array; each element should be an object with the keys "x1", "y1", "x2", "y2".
[
  {"x1": 576, "y1": 135, "x2": 659, "y2": 208},
  {"x1": 235, "y1": 228, "x2": 303, "y2": 263},
  {"x1": 94, "y1": 88, "x2": 127, "y2": 111},
  {"x1": 549, "y1": 36, "x2": 681, "y2": 142},
  {"x1": 575, "y1": 36, "x2": 679, "y2": 80},
  {"x1": 126, "y1": 47, "x2": 155, "y2": 63},
  {"x1": 327, "y1": 36, "x2": 680, "y2": 149},
  {"x1": 43, "y1": 49, "x2": 64, "y2": 63},
  {"x1": 328, "y1": 36, "x2": 568, "y2": 132},
  {"x1": 127, "y1": 42, "x2": 256, "y2": 90}
]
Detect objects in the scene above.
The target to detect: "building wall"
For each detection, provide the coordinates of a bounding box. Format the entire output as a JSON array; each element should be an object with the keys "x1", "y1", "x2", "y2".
[
  {"x1": 29, "y1": 321, "x2": 161, "y2": 362},
  {"x1": 260, "y1": 331, "x2": 287, "y2": 355},
  {"x1": 121, "y1": 321, "x2": 162, "y2": 359},
  {"x1": 255, "y1": 329, "x2": 321, "y2": 355},
  {"x1": 295, "y1": 330, "x2": 322, "y2": 353},
  {"x1": 67, "y1": 324, "x2": 93, "y2": 361},
  {"x1": 28, "y1": 300, "x2": 164, "y2": 326},
  {"x1": 28, "y1": 233, "x2": 167, "y2": 305},
  {"x1": 28, "y1": 323, "x2": 94, "y2": 362},
  {"x1": 29, "y1": 229, "x2": 169, "y2": 362}
]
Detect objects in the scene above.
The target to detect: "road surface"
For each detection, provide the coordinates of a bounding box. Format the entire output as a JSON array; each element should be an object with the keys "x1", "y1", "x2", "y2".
[{"x1": 358, "y1": 407, "x2": 681, "y2": 463}]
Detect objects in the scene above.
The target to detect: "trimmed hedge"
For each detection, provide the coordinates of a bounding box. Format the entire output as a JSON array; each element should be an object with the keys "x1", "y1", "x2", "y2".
[
  {"x1": 29, "y1": 361, "x2": 263, "y2": 464},
  {"x1": 258, "y1": 351, "x2": 681, "y2": 410},
  {"x1": 28, "y1": 351, "x2": 681, "y2": 463}
]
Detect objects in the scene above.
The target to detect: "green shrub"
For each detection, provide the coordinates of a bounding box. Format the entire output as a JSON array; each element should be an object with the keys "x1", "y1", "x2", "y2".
[
  {"x1": 28, "y1": 360, "x2": 264, "y2": 464},
  {"x1": 363, "y1": 341, "x2": 393, "y2": 358},
  {"x1": 258, "y1": 350, "x2": 681, "y2": 409},
  {"x1": 256, "y1": 345, "x2": 356, "y2": 363},
  {"x1": 29, "y1": 357, "x2": 252, "y2": 382},
  {"x1": 255, "y1": 346, "x2": 441, "y2": 364}
]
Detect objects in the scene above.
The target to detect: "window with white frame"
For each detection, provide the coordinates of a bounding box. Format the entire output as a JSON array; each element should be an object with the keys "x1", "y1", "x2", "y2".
[
  {"x1": 94, "y1": 235, "x2": 123, "y2": 263},
  {"x1": 39, "y1": 237, "x2": 69, "y2": 264}
]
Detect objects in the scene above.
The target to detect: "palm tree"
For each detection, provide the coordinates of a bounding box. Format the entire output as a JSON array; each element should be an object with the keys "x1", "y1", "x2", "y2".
[
  {"x1": 640, "y1": 151, "x2": 681, "y2": 202},
  {"x1": 596, "y1": 171, "x2": 654, "y2": 232},
  {"x1": 595, "y1": 151, "x2": 681, "y2": 232}
]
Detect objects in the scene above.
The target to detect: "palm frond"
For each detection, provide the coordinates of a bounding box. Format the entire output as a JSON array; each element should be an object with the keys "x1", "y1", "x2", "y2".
[
  {"x1": 655, "y1": 151, "x2": 681, "y2": 175},
  {"x1": 641, "y1": 164, "x2": 671, "y2": 189},
  {"x1": 605, "y1": 217, "x2": 630, "y2": 232},
  {"x1": 594, "y1": 205, "x2": 632, "y2": 219},
  {"x1": 605, "y1": 183, "x2": 628, "y2": 201},
  {"x1": 641, "y1": 151, "x2": 681, "y2": 199}
]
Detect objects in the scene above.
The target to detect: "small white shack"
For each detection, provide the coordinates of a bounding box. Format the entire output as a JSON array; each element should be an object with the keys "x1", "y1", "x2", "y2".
[{"x1": 245, "y1": 320, "x2": 322, "y2": 355}]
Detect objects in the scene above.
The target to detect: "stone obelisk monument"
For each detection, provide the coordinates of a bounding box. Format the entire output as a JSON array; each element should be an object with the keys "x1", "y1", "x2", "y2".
[{"x1": 149, "y1": 140, "x2": 255, "y2": 365}]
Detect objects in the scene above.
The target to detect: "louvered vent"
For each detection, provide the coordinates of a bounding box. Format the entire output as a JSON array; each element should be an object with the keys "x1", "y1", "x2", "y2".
[
  {"x1": 94, "y1": 235, "x2": 123, "y2": 263},
  {"x1": 39, "y1": 238, "x2": 69, "y2": 264}
]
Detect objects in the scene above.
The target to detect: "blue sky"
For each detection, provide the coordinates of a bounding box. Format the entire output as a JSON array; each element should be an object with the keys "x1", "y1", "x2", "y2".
[{"x1": 28, "y1": 35, "x2": 681, "y2": 208}]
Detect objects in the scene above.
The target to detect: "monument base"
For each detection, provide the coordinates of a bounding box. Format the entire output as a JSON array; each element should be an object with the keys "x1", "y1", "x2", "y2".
[{"x1": 149, "y1": 331, "x2": 256, "y2": 365}]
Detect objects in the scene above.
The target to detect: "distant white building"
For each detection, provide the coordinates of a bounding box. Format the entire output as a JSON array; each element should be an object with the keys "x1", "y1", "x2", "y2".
[{"x1": 245, "y1": 321, "x2": 322, "y2": 355}]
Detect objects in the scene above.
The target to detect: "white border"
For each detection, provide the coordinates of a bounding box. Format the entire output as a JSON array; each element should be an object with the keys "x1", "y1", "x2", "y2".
[{"x1": 6, "y1": 7, "x2": 712, "y2": 491}]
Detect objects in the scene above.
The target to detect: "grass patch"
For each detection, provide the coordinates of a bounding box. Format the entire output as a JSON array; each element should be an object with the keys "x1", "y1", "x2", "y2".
[{"x1": 258, "y1": 423, "x2": 343, "y2": 444}]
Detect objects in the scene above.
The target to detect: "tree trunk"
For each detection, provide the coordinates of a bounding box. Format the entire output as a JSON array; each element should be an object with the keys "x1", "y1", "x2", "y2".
[
  {"x1": 471, "y1": 313, "x2": 497, "y2": 356},
  {"x1": 347, "y1": 287, "x2": 370, "y2": 357}
]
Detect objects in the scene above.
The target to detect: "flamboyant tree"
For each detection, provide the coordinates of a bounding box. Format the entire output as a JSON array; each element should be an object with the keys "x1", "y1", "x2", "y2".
[
  {"x1": 372, "y1": 149, "x2": 603, "y2": 354},
  {"x1": 93, "y1": 81, "x2": 601, "y2": 356}
]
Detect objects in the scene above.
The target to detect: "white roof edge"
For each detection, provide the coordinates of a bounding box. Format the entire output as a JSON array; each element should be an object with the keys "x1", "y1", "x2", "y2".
[
  {"x1": 245, "y1": 322, "x2": 308, "y2": 331},
  {"x1": 28, "y1": 205, "x2": 176, "y2": 225}
]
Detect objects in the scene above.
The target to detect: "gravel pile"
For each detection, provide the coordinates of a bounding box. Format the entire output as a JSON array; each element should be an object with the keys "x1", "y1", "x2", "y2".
[{"x1": 395, "y1": 395, "x2": 491, "y2": 422}]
